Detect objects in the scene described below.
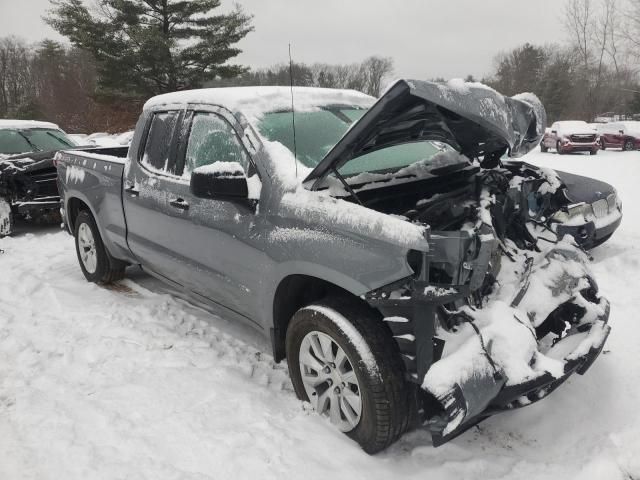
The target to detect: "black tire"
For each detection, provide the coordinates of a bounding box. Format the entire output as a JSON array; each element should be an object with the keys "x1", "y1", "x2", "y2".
[
  {"x1": 0, "y1": 198, "x2": 13, "y2": 237},
  {"x1": 623, "y1": 140, "x2": 634, "y2": 151},
  {"x1": 556, "y1": 141, "x2": 565, "y2": 155},
  {"x1": 74, "y1": 209, "x2": 126, "y2": 284},
  {"x1": 590, "y1": 149, "x2": 598, "y2": 155},
  {"x1": 540, "y1": 143, "x2": 549, "y2": 153},
  {"x1": 600, "y1": 139, "x2": 606, "y2": 150},
  {"x1": 286, "y1": 297, "x2": 414, "y2": 454}
]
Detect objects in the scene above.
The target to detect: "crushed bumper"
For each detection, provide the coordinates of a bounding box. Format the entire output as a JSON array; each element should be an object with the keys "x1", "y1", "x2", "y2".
[
  {"x1": 364, "y1": 233, "x2": 612, "y2": 447},
  {"x1": 427, "y1": 299, "x2": 610, "y2": 446},
  {"x1": 556, "y1": 213, "x2": 622, "y2": 249}
]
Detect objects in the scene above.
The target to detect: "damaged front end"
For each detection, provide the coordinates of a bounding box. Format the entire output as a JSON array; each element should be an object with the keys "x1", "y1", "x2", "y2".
[
  {"x1": 324, "y1": 79, "x2": 613, "y2": 446},
  {"x1": 363, "y1": 165, "x2": 611, "y2": 446},
  {"x1": 0, "y1": 151, "x2": 61, "y2": 229}
]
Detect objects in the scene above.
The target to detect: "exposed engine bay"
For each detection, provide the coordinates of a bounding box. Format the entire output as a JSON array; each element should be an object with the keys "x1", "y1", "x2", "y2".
[
  {"x1": 0, "y1": 153, "x2": 61, "y2": 236},
  {"x1": 361, "y1": 156, "x2": 610, "y2": 445}
]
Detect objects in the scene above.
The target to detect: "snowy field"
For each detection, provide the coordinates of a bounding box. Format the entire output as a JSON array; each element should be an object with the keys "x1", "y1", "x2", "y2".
[{"x1": 1, "y1": 148, "x2": 639, "y2": 480}]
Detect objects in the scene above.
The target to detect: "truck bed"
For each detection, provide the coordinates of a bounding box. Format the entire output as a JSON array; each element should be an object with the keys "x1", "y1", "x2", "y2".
[{"x1": 55, "y1": 146, "x2": 133, "y2": 263}]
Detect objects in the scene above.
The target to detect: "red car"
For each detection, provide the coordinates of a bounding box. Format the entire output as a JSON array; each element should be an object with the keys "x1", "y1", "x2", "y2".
[
  {"x1": 541, "y1": 121, "x2": 599, "y2": 155},
  {"x1": 597, "y1": 121, "x2": 640, "y2": 151}
]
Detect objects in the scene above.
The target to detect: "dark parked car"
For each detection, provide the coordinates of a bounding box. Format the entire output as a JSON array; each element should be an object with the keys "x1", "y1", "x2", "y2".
[
  {"x1": 0, "y1": 120, "x2": 77, "y2": 236},
  {"x1": 541, "y1": 121, "x2": 599, "y2": 155},
  {"x1": 56, "y1": 80, "x2": 611, "y2": 453},
  {"x1": 597, "y1": 121, "x2": 640, "y2": 151},
  {"x1": 549, "y1": 170, "x2": 622, "y2": 248}
]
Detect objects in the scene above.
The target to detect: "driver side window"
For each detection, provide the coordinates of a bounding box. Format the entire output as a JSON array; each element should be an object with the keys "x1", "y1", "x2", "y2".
[{"x1": 183, "y1": 113, "x2": 251, "y2": 178}]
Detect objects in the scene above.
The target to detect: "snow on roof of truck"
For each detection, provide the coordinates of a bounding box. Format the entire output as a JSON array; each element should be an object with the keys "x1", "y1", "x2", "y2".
[
  {"x1": 0, "y1": 119, "x2": 60, "y2": 130},
  {"x1": 143, "y1": 86, "x2": 376, "y2": 122}
]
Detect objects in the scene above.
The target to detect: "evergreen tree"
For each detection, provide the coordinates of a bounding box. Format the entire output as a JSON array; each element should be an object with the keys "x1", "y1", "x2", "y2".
[{"x1": 46, "y1": 0, "x2": 253, "y2": 97}]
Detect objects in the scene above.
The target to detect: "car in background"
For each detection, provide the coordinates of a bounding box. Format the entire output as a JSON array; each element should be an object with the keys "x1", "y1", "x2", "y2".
[
  {"x1": 541, "y1": 121, "x2": 599, "y2": 155},
  {"x1": 597, "y1": 121, "x2": 640, "y2": 151},
  {"x1": 0, "y1": 119, "x2": 77, "y2": 236}
]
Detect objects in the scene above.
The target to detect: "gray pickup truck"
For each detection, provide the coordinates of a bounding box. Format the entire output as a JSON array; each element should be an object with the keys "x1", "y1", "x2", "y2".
[{"x1": 56, "y1": 79, "x2": 611, "y2": 453}]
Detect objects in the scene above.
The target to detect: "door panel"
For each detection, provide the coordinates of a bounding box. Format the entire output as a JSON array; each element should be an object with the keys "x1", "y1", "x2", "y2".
[
  {"x1": 171, "y1": 111, "x2": 266, "y2": 322},
  {"x1": 123, "y1": 110, "x2": 193, "y2": 283}
]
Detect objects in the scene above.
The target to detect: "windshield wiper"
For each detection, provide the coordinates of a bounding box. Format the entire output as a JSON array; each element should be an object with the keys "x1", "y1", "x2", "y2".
[
  {"x1": 331, "y1": 166, "x2": 363, "y2": 206},
  {"x1": 44, "y1": 131, "x2": 72, "y2": 148},
  {"x1": 16, "y1": 131, "x2": 40, "y2": 152}
]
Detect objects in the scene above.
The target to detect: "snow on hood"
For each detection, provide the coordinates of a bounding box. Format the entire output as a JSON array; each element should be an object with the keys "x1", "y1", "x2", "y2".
[
  {"x1": 143, "y1": 86, "x2": 375, "y2": 124},
  {"x1": 260, "y1": 139, "x2": 429, "y2": 249},
  {"x1": 554, "y1": 121, "x2": 597, "y2": 136}
]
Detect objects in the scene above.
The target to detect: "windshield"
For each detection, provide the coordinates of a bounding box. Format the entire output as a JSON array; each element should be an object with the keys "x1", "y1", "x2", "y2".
[
  {"x1": 0, "y1": 128, "x2": 75, "y2": 154},
  {"x1": 257, "y1": 107, "x2": 448, "y2": 178},
  {"x1": 257, "y1": 107, "x2": 367, "y2": 168}
]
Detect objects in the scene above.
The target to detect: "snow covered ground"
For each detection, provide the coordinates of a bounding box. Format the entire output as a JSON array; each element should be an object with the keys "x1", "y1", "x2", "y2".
[{"x1": 1, "y1": 148, "x2": 639, "y2": 479}]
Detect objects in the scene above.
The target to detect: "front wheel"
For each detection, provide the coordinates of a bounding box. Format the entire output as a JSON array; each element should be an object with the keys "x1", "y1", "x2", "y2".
[
  {"x1": 0, "y1": 198, "x2": 13, "y2": 237},
  {"x1": 286, "y1": 298, "x2": 414, "y2": 454},
  {"x1": 74, "y1": 210, "x2": 126, "y2": 284},
  {"x1": 590, "y1": 149, "x2": 598, "y2": 155},
  {"x1": 556, "y1": 141, "x2": 565, "y2": 155},
  {"x1": 540, "y1": 143, "x2": 549, "y2": 153}
]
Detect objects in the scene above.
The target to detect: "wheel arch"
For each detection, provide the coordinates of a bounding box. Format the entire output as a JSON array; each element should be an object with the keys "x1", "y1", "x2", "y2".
[
  {"x1": 270, "y1": 273, "x2": 375, "y2": 363},
  {"x1": 66, "y1": 196, "x2": 92, "y2": 233}
]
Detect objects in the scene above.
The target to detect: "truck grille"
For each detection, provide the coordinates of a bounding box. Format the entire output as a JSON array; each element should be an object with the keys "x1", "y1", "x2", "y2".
[
  {"x1": 25, "y1": 168, "x2": 59, "y2": 199},
  {"x1": 570, "y1": 134, "x2": 596, "y2": 143}
]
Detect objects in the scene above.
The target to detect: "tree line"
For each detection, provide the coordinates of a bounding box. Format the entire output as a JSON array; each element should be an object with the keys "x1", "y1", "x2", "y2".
[
  {"x1": 1, "y1": 0, "x2": 639, "y2": 132},
  {"x1": 486, "y1": 0, "x2": 640, "y2": 122}
]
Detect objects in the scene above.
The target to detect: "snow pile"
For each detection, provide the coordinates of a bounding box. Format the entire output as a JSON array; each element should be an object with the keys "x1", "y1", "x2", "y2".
[{"x1": 82, "y1": 131, "x2": 135, "y2": 147}]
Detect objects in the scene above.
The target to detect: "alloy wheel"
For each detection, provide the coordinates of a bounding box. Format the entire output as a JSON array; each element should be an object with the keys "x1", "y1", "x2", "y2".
[
  {"x1": 299, "y1": 330, "x2": 362, "y2": 432},
  {"x1": 78, "y1": 223, "x2": 98, "y2": 274}
]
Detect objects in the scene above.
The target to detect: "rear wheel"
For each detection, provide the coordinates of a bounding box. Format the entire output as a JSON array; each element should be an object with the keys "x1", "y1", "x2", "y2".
[
  {"x1": 286, "y1": 297, "x2": 414, "y2": 454},
  {"x1": 623, "y1": 140, "x2": 634, "y2": 151},
  {"x1": 0, "y1": 198, "x2": 13, "y2": 237},
  {"x1": 74, "y1": 210, "x2": 126, "y2": 284}
]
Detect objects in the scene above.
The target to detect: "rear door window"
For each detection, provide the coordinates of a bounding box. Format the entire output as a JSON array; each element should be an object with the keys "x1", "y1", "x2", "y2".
[{"x1": 141, "y1": 111, "x2": 180, "y2": 174}]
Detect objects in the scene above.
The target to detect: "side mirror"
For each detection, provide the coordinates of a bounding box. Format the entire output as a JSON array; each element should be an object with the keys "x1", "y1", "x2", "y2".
[
  {"x1": 619, "y1": 130, "x2": 625, "y2": 135},
  {"x1": 551, "y1": 130, "x2": 558, "y2": 134},
  {"x1": 190, "y1": 161, "x2": 248, "y2": 200}
]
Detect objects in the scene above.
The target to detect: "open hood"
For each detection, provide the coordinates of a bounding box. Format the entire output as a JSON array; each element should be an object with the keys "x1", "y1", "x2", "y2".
[{"x1": 303, "y1": 79, "x2": 546, "y2": 189}]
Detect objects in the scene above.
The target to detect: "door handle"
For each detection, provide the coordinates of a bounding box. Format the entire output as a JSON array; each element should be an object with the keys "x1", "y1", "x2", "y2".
[
  {"x1": 169, "y1": 198, "x2": 189, "y2": 210},
  {"x1": 125, "y1": 184, "x2": 140, "y2": 197}
]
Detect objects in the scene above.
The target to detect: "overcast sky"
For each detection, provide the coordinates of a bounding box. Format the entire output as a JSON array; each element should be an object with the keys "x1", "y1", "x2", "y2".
[{"x1": 0, "y1": 0, "x2": 570, "y2": 80}]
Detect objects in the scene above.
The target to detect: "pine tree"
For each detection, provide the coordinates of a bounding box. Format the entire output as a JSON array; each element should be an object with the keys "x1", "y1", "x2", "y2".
[{"x1": 46, "y1": 0, "x2": 253, "y2": 97}]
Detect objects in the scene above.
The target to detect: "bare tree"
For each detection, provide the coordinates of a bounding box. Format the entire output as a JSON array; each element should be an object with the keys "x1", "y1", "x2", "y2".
[
  {"x1": 360, "y1": 56, "x2": 394, "y2": 96},
  {"x1": 623, "y1": 0, "x2": 640, "y2": 62}
]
